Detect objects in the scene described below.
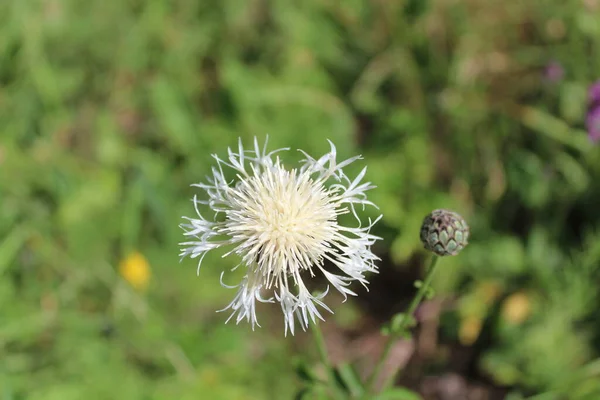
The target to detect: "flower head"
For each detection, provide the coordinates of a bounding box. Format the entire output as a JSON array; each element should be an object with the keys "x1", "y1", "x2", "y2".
[
  {"x1": 587, "y1": 80, "x2": 600, "y2": 142},
  {"x1": 501, "y1": 292, "x2": 531, "y2": 325},
  {"x1": 119, "y1": 251, "x2": 151, "y2": 291},
  {"x1": 588, "y1": 80, "x2": 600, "y2": 103},
  {"x1": 420, "y1": 209, "x2": 469, "y2": 256},
  {"x1": 544, "y1": 61, "x2": 564, "y2": 83},
  {"x1": 586, "y1": 107, "x2": 600, "y2": 142},
  {"x1": 180, "y1": 137, "x2": 381, "y2": 335}
]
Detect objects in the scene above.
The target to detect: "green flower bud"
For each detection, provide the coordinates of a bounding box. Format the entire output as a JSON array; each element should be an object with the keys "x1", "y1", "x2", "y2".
[{"x1": 420, "y1": 209, "x2": 469, "y2": 256}]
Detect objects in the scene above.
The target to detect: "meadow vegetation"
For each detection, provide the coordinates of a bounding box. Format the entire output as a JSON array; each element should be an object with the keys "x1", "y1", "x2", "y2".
[{"x1": 1, "y1": 0, "x2": 600, "y2": 399}]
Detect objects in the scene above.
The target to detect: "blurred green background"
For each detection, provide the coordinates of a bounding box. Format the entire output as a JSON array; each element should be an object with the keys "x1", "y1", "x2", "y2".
[{"x1": 2, "y1": 0, "x2": 600, "y2": 399}]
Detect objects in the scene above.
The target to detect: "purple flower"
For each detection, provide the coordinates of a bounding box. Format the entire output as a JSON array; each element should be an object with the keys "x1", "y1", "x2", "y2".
[
  {"x1": 587, "y1": 80, "x2": 600, "y2": 142},
  {"x1": 588, "y1": 80, "x2": 600, "y2": 103},
  {"x1": 587, "y1": 107, "x2": 600, "y2": 142},
  {"x1": 544, "y1": 61, "x2": 564, "y2": 83}
]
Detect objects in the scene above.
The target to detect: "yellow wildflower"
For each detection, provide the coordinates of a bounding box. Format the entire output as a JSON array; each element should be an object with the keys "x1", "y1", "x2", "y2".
[
  {"x1": 475, "y1": 281, "x2": 502, "y2": 305},
  {"x1": 459, "y1": 316, "x2": 482, "y2": 345},
  {"x1": 119, "y1": 251, "x2": 150, "y2": 291},
  {"x1": 501, "y1": 292, "x2": 531, "y2": 324}
]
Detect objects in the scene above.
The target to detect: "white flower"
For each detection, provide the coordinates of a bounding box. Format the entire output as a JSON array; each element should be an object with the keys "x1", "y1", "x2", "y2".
[{"x1": 180, "y1": 137, "x2": 381, "y2": 335}]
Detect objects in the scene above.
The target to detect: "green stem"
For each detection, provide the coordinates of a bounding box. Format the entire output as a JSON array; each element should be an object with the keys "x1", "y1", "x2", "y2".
[
  {"x1": 311, "y1": 320, "x2": 332, "y2": 371},
  {"x1": 310, "y1": 321, "x2": 347, "y2": 399},
  {"x1": 366, "y1": 255, "x2": 441, "y2": 394}
]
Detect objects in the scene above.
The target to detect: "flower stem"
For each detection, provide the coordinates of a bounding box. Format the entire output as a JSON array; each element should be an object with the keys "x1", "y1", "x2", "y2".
[
  {"x1": 366, "y1": 255, "x2": 440, "y2": 394},
  {"x1": 310, "y1": 321, "x2": 347, "y2": 399},
  {"x1": 311, "y1": 320, "x2": 332, "y2": 371}
]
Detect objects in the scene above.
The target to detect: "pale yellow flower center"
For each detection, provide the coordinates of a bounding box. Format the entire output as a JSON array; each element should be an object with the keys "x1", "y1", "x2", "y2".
[{"x1": 228, "y1": 165, "x2": 339, "y2": 284}]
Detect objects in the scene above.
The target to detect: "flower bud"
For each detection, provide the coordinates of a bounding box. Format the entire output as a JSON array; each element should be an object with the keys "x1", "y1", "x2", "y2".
[{"x1": 420, "y1": 209, "x2": 469, "y2": 256}]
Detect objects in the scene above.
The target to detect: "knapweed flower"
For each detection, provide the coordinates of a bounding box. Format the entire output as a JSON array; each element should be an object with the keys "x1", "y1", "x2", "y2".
[
  {"x1": 586, "y1": 80, "x2": 600, "y2": 142},
  {"x1": 420, "y1": 209, "x2": 469, "y2": 256},
  {"x1": 180, "y1": 137, "x2": 381, "y2": 335},
  {"x1": 543, "y1": 61, "x2": 564, "y2": 83}
]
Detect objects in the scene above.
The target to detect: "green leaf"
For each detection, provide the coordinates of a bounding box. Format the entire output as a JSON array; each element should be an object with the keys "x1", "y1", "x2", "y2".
[
  {"x1": 120, "y1": 178, "x2": 145, "y2": 255},
  {"x1": 518, "y1": 106, "x2": 590, "y2": 153},
  {"x1": 294, "y1": 388, "x2": 311, "y2": 400},
  {"x1": 294, "y1": 386, "x2": 330, "y2": 400},
  {"x1": 294, "y1": 360, "x2": 318, "y2": 383},
  {"x1": 375, "y1": 387, "x2": 423, "y2": 400},
  {"x1": 388, "y1": 313, "x2": 416, "y2": 334},
  {"x1": 334, "y1": 363, "x2": 365, "y2": 397},
  {"x1": 0, "y1": 225, "x2": 29, "y2": 277},
  {"x1": 424, "y1": 287, "x2": 435, "y2": 300}
]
